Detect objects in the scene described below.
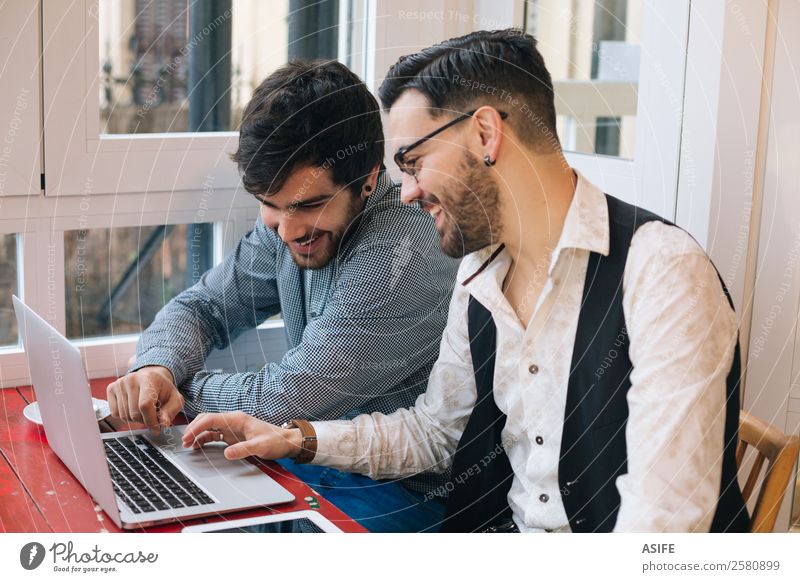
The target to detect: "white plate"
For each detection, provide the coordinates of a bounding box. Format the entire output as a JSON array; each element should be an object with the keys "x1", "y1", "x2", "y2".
[{"x1": 23, "y1": 398, "x2": 111, "y2": 426}]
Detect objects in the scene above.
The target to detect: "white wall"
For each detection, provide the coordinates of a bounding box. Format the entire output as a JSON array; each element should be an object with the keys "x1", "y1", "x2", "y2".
[{"x1": 741, "y1": 0, "x2": 800, "y2": 529}]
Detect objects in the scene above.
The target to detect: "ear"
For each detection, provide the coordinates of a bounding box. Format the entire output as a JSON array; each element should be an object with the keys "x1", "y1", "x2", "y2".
[
  {"x1": 362, "y1": 164, "x2": 381, "y2": 197},
  {"x1": 471, "y1": 106, "x2": 504, "y2": 165}
]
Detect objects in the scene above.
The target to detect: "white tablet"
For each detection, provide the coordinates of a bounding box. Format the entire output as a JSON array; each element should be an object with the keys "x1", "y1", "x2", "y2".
[{"x1": 182, "y1": 510, "x2": 343, "y2": 533}]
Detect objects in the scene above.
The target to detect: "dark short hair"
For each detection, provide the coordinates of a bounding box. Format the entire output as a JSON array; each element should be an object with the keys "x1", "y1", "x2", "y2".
[
  {"x1": 231, "y1": 60, "x2": 384, "y2": 196},
  {"x1": 378, "y1": 29, "x2": 559, "y2": 152}
]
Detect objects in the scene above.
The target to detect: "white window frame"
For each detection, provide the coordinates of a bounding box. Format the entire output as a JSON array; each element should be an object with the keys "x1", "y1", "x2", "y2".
[
  {"x1": 42, "y1": 0, "x2": 242, "y2": 197},
  {"x1": 0, "y1": 1, "x2": 41, "y2": 198},
  {"x1": 0, "y1": 185, "x2": 260, "y2": 388},
  {"x1": 551, "y1": 0, "x2": 691, "y2": 220}
]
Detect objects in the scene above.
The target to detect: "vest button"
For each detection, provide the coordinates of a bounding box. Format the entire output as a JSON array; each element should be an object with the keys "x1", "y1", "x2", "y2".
[
  {"x1": 539, "y1": 493, "x2": 549, "y2": 503},
  {"x1": 535, "y1": 436, "x2": 544, "y2": 445},
  {"x1": 528, "y1": 364, "x2": 539, "y2": 374}
]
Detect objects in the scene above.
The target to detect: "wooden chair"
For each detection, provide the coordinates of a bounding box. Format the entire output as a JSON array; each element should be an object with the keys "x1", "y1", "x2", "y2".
[{"x1": 736, "y1": 410, "x2": 800, "y2": 532}]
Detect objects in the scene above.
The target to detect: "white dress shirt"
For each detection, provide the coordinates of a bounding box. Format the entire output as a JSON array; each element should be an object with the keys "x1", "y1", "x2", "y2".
[{"x1": 310, "y1": 172, "x2": 738, "y2": 533}]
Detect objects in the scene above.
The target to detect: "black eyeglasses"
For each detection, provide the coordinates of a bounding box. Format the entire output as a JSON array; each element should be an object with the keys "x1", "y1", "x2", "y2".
[{"x1": 393, "y1": 109, "x2": 508, "y2": 181}]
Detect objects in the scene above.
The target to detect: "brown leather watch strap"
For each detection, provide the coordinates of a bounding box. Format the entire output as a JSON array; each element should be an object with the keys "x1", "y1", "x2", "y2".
[{"x1": 287, "y1": 419, "x2": 317, "y2": 464}]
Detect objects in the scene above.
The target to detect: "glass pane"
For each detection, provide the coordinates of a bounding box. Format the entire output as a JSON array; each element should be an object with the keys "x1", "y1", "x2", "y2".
[
  {"x1": 64, "y1": 223, "x2": 213, "y2": 339},
  {"x1": 0, "y1": 234, "x2": 19, "y2": 347},
  {"x1": 99, "y1": 0, "x2": 350, "y2": 134},
  {"x1": 525, "y1": 0, "x2": 641, "y2": 158}
]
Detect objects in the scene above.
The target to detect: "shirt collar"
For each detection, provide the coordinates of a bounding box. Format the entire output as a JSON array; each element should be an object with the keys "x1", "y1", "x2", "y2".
[
  {"x1": 363, "y1": 168, "x2": 393, "y2": 212},
  {"x1": 550, "y1": 170, "x2": 610, "y2": 265},
  {"x1": 458, "y1": 170, "x2": 610, "y2": 287},
  {"x1": 337, "y1": 168, "x2": 394, "y2": 254}
]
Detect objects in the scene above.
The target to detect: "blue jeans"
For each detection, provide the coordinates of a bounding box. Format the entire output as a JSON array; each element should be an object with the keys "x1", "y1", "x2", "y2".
[{"x1": 277, "y1": 459, "x2": 445, "y2": 533}]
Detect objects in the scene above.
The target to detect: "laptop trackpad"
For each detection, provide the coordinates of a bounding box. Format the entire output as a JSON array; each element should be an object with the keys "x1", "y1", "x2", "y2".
[
  {"x1": 176, "y1": 443, "x2": 260, "y2": 480},
  {"x1": 145, "y1": 428, "x2": 258, "y2": 479}
]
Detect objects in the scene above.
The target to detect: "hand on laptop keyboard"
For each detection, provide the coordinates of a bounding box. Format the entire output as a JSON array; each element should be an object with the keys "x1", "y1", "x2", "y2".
[
  {"x1": 181, "y1": 411, "x2": 302, "y2": 461},
  {"x1": 106, "y1": 366, "x2": 185, "y2": 435}
]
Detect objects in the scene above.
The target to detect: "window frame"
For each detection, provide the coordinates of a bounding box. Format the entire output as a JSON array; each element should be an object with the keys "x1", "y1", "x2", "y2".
[
  {"x1": 524, "y1": 0, "x2": 691, "y2": 220},
  {"x1": 42, "y1": 0, "x2": 254, "y2": 197},
  {"x1": 0, "y1": 185, "x2": 259, "y2": 387},
  {"x1": 0, "y1": 1, "x2": 41, "y2": 199}
]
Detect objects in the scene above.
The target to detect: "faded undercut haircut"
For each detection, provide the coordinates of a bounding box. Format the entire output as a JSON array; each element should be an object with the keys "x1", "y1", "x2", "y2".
[{"x1": 378, "y1": 29, "x2": 560, "y2": 153}]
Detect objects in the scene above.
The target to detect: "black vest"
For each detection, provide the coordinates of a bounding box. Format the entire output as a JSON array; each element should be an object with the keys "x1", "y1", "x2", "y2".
[{"x1": 441, "y1": 194, "x2": 749, "y2": 533}]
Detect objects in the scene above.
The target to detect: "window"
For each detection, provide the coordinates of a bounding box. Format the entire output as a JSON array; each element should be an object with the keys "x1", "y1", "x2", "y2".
[
  {"x1": 521, "y1": 1, "x2": 688, "y2": 218},
  {"x1": 99, "y1": 0, "x2": 346, "y2": 135},
  {"x1": 525, "y1": 0, "x2": 641, "y2": 159},
  {"x1": 64, "y1": 223, "x2": 213, "y2": 339},
  {"x1": 45, "y1": 0, "x2": 357, "y2": 196},
  {"x1": 0, "y1": 234, "x2": 20, "y2": 347}
]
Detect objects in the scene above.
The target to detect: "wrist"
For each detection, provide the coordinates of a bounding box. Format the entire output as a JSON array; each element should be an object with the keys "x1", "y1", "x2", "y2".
[
  {"x1": 284, "y1": 428, "x2": 304, "y2": 459},
  {"x1": 280, "y1": 420, "x2": 317, "y2": 464},
  {"x1": 146, "y1": 365, "x2": 176, "y2": 386}
]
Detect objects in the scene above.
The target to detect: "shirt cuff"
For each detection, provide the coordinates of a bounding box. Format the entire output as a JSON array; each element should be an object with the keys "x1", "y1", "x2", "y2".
[
  {"x1": 308, "y1": 420, "x2": 360, "y2": 470},
  {"x1": 129, "y1": 350, "x2": 188, "y2": 387}
]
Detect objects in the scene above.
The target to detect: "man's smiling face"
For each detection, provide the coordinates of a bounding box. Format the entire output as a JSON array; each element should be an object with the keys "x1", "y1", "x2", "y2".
[
  {"x1": 257, "y1": 165, "x2": 366, "y2": 269},
  {"x1": 387, "y1": 90, "x2": 503, "y2": 258}
]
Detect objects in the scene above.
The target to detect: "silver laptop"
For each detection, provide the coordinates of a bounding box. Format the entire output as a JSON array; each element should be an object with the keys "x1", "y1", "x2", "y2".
[{"x1": 12, "y1": 295, "x2": 294, "y2": 530}]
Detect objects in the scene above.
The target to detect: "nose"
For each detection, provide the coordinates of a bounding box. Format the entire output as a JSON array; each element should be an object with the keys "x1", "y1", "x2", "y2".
[
  {"x1": 399, "y1": 173, "x2": 423, "y2": 206},
  {"x1": 277, "y1": 212, "x2": 307, "y2": 242},
  {"x1": 261, "y1": 206, "x2": 305, "y2": 242}
]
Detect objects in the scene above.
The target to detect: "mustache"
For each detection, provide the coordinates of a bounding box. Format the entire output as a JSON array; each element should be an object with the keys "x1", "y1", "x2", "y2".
[{"x1": 290, "y1": 230, "x2": 328, "y2": 242}]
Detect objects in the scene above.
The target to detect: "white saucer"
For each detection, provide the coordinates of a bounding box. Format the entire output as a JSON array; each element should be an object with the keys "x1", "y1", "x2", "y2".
[{"x1": 23, "y1": 398, "x2": 112, "y2": 426}]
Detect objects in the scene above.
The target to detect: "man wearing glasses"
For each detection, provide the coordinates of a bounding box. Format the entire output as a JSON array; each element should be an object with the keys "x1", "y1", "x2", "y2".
[
  {"x1": 106, "y1": 60, "x2": 460, "y2": 532},
  {"x1": 180, "y1": 30, "x2": 748, "y2": 532}
]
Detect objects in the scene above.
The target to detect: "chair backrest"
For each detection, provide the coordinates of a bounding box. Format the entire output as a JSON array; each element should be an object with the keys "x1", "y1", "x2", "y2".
[{"x1": 736, "y1": 410, "x2": 800, "y2": 532}]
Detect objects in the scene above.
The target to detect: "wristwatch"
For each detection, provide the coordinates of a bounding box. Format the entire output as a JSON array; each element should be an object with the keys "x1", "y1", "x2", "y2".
[{"x1": 281, "y1": 419, "x2": 317, "y2": 464}]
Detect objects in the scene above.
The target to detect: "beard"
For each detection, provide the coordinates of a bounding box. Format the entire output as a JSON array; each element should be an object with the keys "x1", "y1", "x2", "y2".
[
  {"x1": 287, "y1": 193, "x2": 366, "y2": 270},
  {"x1": 433, "y1": 151, "x2": 503, "y2": 258}
]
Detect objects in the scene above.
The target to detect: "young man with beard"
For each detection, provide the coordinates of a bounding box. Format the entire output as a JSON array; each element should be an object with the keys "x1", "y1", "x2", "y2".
[
  {"x1": 180, "y1": 30, "x2": 749, "y2": 532},
  {"x1": 106, "y1": 60, "x2": 460, "y2": 532}
]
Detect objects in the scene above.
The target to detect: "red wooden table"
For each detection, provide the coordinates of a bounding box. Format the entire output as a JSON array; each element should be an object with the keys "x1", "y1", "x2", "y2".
[{"x1": 0, "y1": 377, "x2": 366, "y2": 533}]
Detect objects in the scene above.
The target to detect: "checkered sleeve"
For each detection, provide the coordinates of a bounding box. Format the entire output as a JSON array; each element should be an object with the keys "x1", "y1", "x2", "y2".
[
  {"x1": 130, "y1": 218, "x2": 281, "y2": 387},
  {"x1": 177, "y1": 230, "x2": 457, "y2": 424}
]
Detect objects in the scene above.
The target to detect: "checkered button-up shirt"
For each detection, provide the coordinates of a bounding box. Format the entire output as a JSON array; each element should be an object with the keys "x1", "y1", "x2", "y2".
[{"x1": 132, "y1": 171, "x2": 460, "y2": 494}]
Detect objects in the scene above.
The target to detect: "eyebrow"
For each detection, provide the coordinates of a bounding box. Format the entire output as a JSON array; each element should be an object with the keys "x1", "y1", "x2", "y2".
[
  {"x1": 259, "y1": 193, "x2": 333, "y2": 209},
  {"x1": 394, "y1": 143, "x2": 419, "y2": 158},
  {"x1": 394, "y1": 134, "x2": 429, "y2": 156}
]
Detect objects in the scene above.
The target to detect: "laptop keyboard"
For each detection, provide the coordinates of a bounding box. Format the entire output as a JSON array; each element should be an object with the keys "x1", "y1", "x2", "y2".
[{"x1": 104, "y1": 435, "x2": 214, "y2": 514}]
